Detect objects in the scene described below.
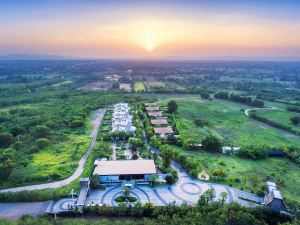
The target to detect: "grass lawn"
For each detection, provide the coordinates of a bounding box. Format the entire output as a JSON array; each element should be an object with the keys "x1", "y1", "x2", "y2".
[
  {"x1": 158, "y1": 96, "x2": 300, "y2": 147},
  {"x1": 257, "y1": 109, "x2": 300, "y2": 133},
  {"x1": 173, "y1": 146, "x2": 300, "y2": 204},
  {"x1": 134, "y1": 82, "x2": 145, "y2": 92}
]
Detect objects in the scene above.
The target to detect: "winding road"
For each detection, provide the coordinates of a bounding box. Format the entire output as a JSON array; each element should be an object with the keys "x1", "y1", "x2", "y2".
[{"x1": 0, "y1": 108, "x2": 106, "y2": 193}]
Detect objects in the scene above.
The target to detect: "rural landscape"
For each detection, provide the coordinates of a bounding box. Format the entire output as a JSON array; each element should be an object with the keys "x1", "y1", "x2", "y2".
[
  {"x1": 1, "y1": 0, "x2": 300, "y2": 225},
  {"x1": 0, "y1": 60, "x2": 299, "y2": 225}
]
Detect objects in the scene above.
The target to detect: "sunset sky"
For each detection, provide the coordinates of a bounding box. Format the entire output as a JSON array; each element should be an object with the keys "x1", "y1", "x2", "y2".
[{"x1": 1, "y1": 0, "x2": 300, "y2": 59}]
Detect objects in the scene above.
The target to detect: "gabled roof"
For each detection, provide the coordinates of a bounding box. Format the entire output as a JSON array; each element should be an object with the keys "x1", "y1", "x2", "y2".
[
  {"x1": 148, "y1": 111, "x2": 163, "y2": 117},
  {"x1": 144, "y1": 103, "x2": 157, "y2": 107},
  {"x1": 93, "y1": 160, "x2": 157, "y2": 176},
  {"x1": 154, "y1": 127, "x2": 174, "y2": 135},
  {"x1": 151, "y1": 119, "x2": 168, "y2": 125},
  {"x1": 146, "y1": 107, "x2": 160, "y2": 111}
]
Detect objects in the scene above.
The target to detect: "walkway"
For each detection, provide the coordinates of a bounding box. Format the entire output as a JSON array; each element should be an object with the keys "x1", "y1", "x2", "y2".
[
  {"x1": 0, "y1": 109, "x2": 106, "y2": 193},
  {"x1": 112, "y1": 140, "x2": 117, "y2": 160}
]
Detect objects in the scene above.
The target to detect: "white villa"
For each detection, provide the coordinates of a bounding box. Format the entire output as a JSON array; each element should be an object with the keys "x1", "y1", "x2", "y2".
[
  {"x1": 112, "y1": 103, "x2": 136, "y2": 133},
  {"x1": 93, "y1": 160, "x2": 157, "y2": 184}
]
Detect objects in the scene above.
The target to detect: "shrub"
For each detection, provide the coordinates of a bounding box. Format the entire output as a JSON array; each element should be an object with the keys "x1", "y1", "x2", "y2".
[
  {"x1": 115, "y1": 196, "x2": 126, "y2": 202},
  {"x1": 201, "y1": 135, "x2": 222, "y2": 152},
  {"x1": 194, "y1": 118, "x2": 209, "y2": 127},
  {"x1": 128, "y1": 196, "x2": 137, "y2": 202},
  {"x1": 218, "y1": 160, "x2": 225, "y2": 166},
  {"x1": 165, "y1": 175, "x2": 176, "y2": 185},
  {"x1": 211, "y1": 169, "x2": 225, "y2": 176},
  {"x1": 35, "y1": 138, "x2": 51, "y2": 149}
]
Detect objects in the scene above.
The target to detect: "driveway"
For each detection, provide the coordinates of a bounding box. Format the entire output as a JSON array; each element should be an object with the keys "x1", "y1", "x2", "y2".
[
  {"x1": 0, "y1": 109, "x2": 106, "y2": 193},
  {"x1": 81, "y1": 161, "x2": 263, "y2": 208}
]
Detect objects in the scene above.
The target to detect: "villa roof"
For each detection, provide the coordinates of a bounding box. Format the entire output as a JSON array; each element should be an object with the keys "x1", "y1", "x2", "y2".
[
  {"x1": 148, "y1": 111, "x2": 163, "y2": 117},
  {"x1": 154, "y1": 127, "x2": 174, "y2": 135},
  {"x1": 144, "y1": 103, "x2": 157, "y2": 107},
  {"x1": 93, "y1": 160, "x2": 157, "y2": 176},
  {"x1": 146, "y1": 106, "x2": 160, "y2": 111},
  {"x1": 150, "y1": 119, "x2": 168, "y2": 125}
]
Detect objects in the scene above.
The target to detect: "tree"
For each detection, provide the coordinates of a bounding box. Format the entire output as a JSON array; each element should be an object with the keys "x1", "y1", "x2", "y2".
[
  {"x1": 129, "y1": 137, "x2": 144, "y2": 151},
  {"x1": 202, "y1": 188, "x2": 214, "y2": 203},
  {"x1": 165, "y1": 175, "x2": 176, "y2": 184},
  {"x1": 160, "y1": 145, "x2": 174, "y2": 169},
  {"x1": 31, "y1": 126, "x2": 50, "y2": 139},
  {"x1": 35, "y1": 138, "x2": 51, "y2": 149},
  {"x1": 291, "y1": 116, "x2": 300, "y2": 125},
  {"x1": 0, "y1": 148, "x2": 16, "y2": 179},
  {"x1": 200, "y1": 91, "x2": 210, "y2": 99},
  {"x1": 220, "y1": 192, "x2": 228, "y2": 204},
  {"x1": 0, "y1": 133, "x2": 13, "y2": 148},
  {"x1": 167, "y1": 100, "x2": 178, "y2": 114},
  {"x1": 201, "y1": 135, "x2": 222, "y2": 152}
]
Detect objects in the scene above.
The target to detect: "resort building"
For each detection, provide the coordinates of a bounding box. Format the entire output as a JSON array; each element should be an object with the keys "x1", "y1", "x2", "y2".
[
  {"x1": 119, "y1": 83, "x2": 131, "y2": 92},
  {"x1": 148, "y1": 111, "x2": 163, "y2": 117},
  {"x1": 144, "y1": 103, "x2": 157, "y2": 107},
  {"x1": 145, "y1": 106, "x2": 160, "y2": 111},
  {"x1": 112, "y1": 103, "x2": 136, "y2": 133},
  {"x1": 154, "y1": 127, "x2": 174, "y2": 138},
  {"x1": 150, "y1": 119, "x2": 169, "y2": 126},
  {"x1": 264, "y1": 181, "x2": 287, "y2": 212},
  {"x1": 93, "y1": 160, "x2": 157, "y2": 184}
]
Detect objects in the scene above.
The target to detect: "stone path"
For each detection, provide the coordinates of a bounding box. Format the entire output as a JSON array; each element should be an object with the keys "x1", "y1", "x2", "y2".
[{"x1": 0, "y1": 109, "x2": 106, "y2": 193}]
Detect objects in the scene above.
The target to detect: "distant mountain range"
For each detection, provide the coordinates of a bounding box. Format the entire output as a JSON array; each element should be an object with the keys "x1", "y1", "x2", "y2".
[
  {"x1": 0, "y1": 54, "x2": 77, "y2": 60},
  {"x1": 0, "y1": 54, "x2": 299, "y2": 61}
]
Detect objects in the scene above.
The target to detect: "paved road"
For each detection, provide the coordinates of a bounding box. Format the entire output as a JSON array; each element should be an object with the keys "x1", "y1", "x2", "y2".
[
  {"x1": 0, "y1": 109, "x2": 106, "y2": 193},
  {"x1": 0, "y1": 201, "x2": 51, "y2": 220}
]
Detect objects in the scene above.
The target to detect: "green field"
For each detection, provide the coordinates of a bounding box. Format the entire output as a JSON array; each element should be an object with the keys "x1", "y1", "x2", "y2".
[
  {"x1": 157, "y1": 96, "x2": 300, "y2": 203},
  {"x1": 165, "y1": 82, "x2": 186, "y2": 90},
  {"x1": 158, "y1": 97, "x2": 300, "y2": 147},
  {"x1": 145, "y1": 81, "x2": 166, "y2": 89},
  {"x1": 134, "y1": 82, "x2": 145, "y2": 92},
  {"x1": 173, "y1": 146, "x2": 300, "y2": 204},
  {"x1": 257, "y1": 109, "x2": 300, "y2": 133}
]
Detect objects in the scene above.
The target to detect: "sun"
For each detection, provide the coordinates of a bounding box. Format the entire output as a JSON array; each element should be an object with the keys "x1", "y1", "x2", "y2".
[{"x1": 145, "y1": 41, "x2": 156, "y2": 52}]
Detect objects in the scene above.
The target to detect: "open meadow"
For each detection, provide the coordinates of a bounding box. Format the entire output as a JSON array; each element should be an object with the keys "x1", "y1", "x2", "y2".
[{"x1": 158, "y1": 97, "x2": 300, "y2": 147}]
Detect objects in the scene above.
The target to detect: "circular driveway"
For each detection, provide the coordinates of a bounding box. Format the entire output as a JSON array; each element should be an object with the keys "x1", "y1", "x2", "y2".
[{"x1": 181, "y1": 182, "x2": 202, "y2": 195}]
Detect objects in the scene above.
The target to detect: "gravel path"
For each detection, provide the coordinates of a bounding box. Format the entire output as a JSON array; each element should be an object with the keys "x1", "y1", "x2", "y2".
[{"x1": 0, "y1": 109, "x2": 106, "y2": 193}]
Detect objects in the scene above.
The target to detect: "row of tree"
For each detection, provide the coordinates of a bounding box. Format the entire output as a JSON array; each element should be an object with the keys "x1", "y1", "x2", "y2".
[
  {"x1": 249, "y1": 112, "x2": 300, "y2": 135},
  {"x1": 214, "y1": 92, "x2": 264, "y2": 107}
]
